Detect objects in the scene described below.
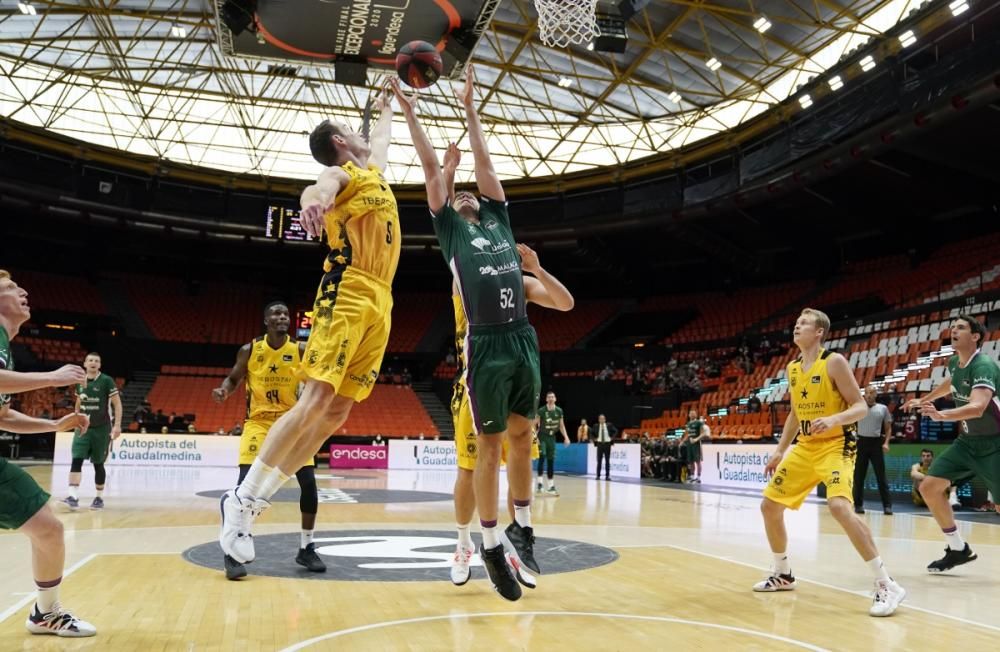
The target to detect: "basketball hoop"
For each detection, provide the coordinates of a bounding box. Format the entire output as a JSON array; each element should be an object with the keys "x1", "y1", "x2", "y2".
[{"x1": 533, "y1": 0, "x2": 600, "y2": 49}]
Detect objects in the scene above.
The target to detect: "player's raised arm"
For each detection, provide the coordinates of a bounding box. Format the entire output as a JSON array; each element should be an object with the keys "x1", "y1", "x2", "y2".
[
  {"x1": 213, "y1": 343, "x2": 251, "y2": 403},
  {"x1": 443, "y1": 143, "x2": 461, "y2": 201},
  {"x1": 457, "y1": 64, "x2": 504, "y2": 202},
  {"x1": 299, "y1": 166, "x2": 348, "y2": 239},
  {"x1": 391, "y1": 78, "x2": 447, "y2": 213},
  {"x1": 367, "y1": 83, "x2": 395, "y2": 172}
]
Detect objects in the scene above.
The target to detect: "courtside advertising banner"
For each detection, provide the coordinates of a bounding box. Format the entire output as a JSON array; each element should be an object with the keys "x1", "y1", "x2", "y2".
[
  {"x1": 388, "y1": 440, "x2": 456, "y2": 470},
  {"x1": 54, "y1": 432, "x2": 239, "y2": 467},
  {"x1": 701, "y1": 443, "x2": 779, "y2": 489},
  {"x1": 585, "y1": 443, "x2": 641, "y2": 478},
  {"x1": 329, "y1": 444, "x2": 388, "y2": 469}
]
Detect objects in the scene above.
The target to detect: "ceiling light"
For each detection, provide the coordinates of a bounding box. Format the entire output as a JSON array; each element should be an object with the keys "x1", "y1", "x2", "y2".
[
  {"x1": 171, "y1": 25, "x2": 187, "y2": 38},
  {"x1": 753, "y1": 16, "x2": 772, "y2": 33},
  {"x1": 799, "y1": 94, "x2": 813, "y2": 109},
  {"x1": 668, "y1": 91, "x2": 681, "y2": 103},
  {"x1": 949, "y1": 0, "x2": 969, "y2": 16},
  {"x1": 557, "y1": 76, "x2": 573, "y2": 88},
  {"x1": 898, "y1": 30, "x2": 917, "y2": 48},
  {"x1": 17, "y1": 2, "x2": 36, "y2": 15},
  {"x1": 860, "y1": 55, "x2": 876, "y2": 72},
  {"x1": 828, "y1": 75, "x2": 843, "y2": 91},
  {"x1": 706, "y1": 57, "x2": 721, "y2": 71}
]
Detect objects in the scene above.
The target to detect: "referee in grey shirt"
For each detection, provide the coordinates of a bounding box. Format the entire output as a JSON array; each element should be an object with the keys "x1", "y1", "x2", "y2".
[{"x1": 853, "y1": 386, "x2": 894, "y2": 515}]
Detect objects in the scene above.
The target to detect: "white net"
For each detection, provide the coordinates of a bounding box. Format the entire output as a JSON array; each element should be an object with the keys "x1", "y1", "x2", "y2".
[{"x1": 533, "y1": 0, "x2": 600, "y2": 49}]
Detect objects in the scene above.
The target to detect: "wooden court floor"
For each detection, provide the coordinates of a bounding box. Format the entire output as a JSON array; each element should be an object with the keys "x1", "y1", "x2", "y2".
[{"x1": 1, "y1": 465, "x2": 999, "y2": 651}]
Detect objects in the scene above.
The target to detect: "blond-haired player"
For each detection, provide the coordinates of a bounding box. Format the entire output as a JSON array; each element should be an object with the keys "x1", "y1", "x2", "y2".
[
  {"x1": 755, "y1": 308, "x2": 905, "y2": 617},
  {"x1": 220, "y1": 85, "x2": 400, "y2": 564}
]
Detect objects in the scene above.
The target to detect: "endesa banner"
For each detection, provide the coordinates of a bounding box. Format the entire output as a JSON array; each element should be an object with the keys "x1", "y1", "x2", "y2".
[
  {"x1": 387, "y1": 440, "x2": 457, "y2": 470},
  {"x1": 329, "y1": 444, "x2": 388, "y2": 469},
  {"x1": 53, "y1": 432, "x2": 239, "y2": 467}
]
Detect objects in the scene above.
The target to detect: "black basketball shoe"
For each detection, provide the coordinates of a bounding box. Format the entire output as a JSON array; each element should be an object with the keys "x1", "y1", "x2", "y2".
[
  {"x1": 927, "y1": 543, "x2": 977, "y2": 573},
  {"x1": 296, "y1": 543, "x2": 327, "y2": 572},
  {"x1": 224, "y1": 554, "x2": 247, "y2": 581},
  {"x1": 480, "y1": 543, "x2": 522, "y2": 602},
  {"x1": 502, "y1": 522, "x2": 540, "y2": 574}
]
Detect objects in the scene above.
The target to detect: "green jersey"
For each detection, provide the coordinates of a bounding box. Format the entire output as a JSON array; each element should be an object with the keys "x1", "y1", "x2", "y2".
[
  {"x1": 0, "y1": 326, "x2": 12, "y2": 407},
  {"x1": 685, "y1": 419, "x2": 705, "y2": 442},
  {"x1": 948, "y1": 351, "x2": 1000, "y2": 437},
  {"x1": 77, "y1": 373, "x2": 118, "y2": 428},
  {"x1": 432, "y1": 198, "x2": 526, "y2": 326},
  {"x1": 538, "y1": 405, "x2": 564, "y2": 434}
]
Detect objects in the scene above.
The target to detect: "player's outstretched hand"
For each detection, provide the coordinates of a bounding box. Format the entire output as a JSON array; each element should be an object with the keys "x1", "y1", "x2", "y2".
[
  {"x1": 373, "y1": 79, "x2": 394, "y2": 112},
  {"x1": 920, "y1": 402, "x2": 946, "y2": 421},
  {"x1": 212, "y1": 386, "x2": 229, "y2": 404},
  {"x1": 443, "y1": 142, "x2": 461, "y2": 172},
  {"x1": 903, "y1": 398, "x2": 921, "y2": 412},
  {"x1": 56, "y1": 412, "x2": 89, "y2": 433},
  {"x1": 517, "y1": 243, "x2": 541, "y2": 274},
  {"x1": 389, "y1": 78, "x2": 418, "y2": 113},
  {"x1": 456, "y1": 63, "x2": 476, "y2": 108},
  {"x1": 49, "y1": 364, "x2": 86, "y2": 387},
  {"x1": 300, "y1": 203, "x2": 326, "y2": 239}
]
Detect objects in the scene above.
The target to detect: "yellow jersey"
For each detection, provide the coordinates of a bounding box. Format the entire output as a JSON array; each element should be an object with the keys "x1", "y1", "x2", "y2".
[
  {"x1": 246, "y1": 335, "x2": 301, "y2": 420},
  {"x1": 453, "y1": 294, "x2": 467, "y2": 376},
  {"x1": 787, "y1": 349, "x2": 857, "y2": 442},
  {"x1": 323, "y1": 161, "x2": 401, "y2": 285}
]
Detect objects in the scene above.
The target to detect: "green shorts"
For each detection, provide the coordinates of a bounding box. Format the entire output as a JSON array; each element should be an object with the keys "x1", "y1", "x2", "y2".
[
  {"x1": 687, "y1": 442, "x2": 703, "y2": 463},
  {"x1": 0, "y1": 458, "x2": 50, "y2": 530},
  {"x1": 464, "y1": 319, "x2": 541, "y2": 435},
  {"x1": 538, "y1": 432, "x2": 557, "y2": 459},
  {"x1": 71, "y1": 424, "x2": 112, "y2": 464},
  {"x1": 927, "y1": 435, "x2": 1000, "y2": 495}
]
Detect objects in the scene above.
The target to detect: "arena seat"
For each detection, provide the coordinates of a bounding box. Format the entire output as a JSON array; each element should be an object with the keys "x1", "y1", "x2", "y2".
[
  {"x1": 527, "y1": 299, "x2": 619, "y2": 351},
  {"x1": 16, "y1": 270, "x2": 107, "y2": 316}
]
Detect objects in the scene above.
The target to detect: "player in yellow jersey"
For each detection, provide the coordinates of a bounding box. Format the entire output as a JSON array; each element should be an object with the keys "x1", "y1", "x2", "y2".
[
  {"x1": 212, "y1": 302, "x2": 325, "y2": 579},
  {"x1": 220, "y1": 86, "x2": 400, "y2": 564},
  {"x1": 755, "y1": 308, "x2": 906, "y2": 617}
]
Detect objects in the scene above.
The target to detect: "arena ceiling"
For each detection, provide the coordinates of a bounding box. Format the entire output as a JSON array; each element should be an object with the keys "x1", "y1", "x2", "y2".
[{"x1": 0, "y1": 0, "x2": 931, "y2": 185}]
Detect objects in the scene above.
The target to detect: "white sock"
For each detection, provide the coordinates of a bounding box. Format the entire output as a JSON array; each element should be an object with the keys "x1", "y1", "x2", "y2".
[
  {"x1": 943, "y1": 526, "x2": 965, "y2": 551},
  {"x1": 301, "y1": 530, "x2": 314, "y2": 549},
  {"x1": 514, "y1": 504, "x2": 531, "y2": 529},
  {"x1": 481, "y1": 525, "x2": 499, "y2": 549},
  {"x1": 546, "y1": 477, "x2": 553, "y2": 490},
  {"x1": 95, "y1": 488, "x2": 103, "y2": 498},
  {"x1": 456, "y1": 522, "x2": 473, "y2": 548},
  {"x1": 68, "y1": 485, "x2": 78, "y2": 500},
  {"x1": 35, "y1": 581, "x2": 60, "y2": 613},
  {"x1": 236, "y1": 459, "x2": 274, "y2": 500},
  {"x1": 536, "y1": 475, "x2": 543, "y2": 486},
  {"x1": 867, "y1": 556, "x2": 890, "y2": 581},
  {"x1": 259, "y1": 468, "x2": 290, "y2": 501},
  {"x1": 773, "y1": 552, "x2": 791, "y2": 576}
]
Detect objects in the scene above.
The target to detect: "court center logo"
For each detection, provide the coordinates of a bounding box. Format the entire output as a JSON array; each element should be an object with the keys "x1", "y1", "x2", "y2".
[{"x1": 182, "y1": 529, "x2": 617, "y2": 581}]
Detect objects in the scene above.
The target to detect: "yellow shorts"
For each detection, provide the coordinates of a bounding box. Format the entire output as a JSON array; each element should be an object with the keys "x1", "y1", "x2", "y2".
[
  {"x1": 303, "y1": 266, "x2": 392, "y2": 402},
  {"x1": 453, "y1": 381, "x2": 538, "y2": 471},
  {"x1": 239, "y1": 417, "x2": 316, "y2": 467},
  {"x1": 763, "y1": 435, "x2": 857, "y2": 509}
]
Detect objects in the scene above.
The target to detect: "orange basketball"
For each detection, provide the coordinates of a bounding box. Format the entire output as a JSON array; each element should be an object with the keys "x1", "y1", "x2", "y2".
[{"x1": 395, "y1": 40, "x2": 443, "y2": 89}]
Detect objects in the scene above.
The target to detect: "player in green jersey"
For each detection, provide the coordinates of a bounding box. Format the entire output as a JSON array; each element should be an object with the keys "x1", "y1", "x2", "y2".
[
  {"x1": 906, "y1": 314, "x2": 1000, "y2": 573},
  {"x1": 0, "y1": 269, "x2": 96, "y2": 637},
  {"x1": 393, "y1": 66, "x2": 574, "y2": 601},
  {"x1": 64, "y1": 353, "x2": 121, "y2": 511},
  {"x1": 681, "y1": 409, "x2": 710, "y2": 483},
  {"x1": 535, "y1": 391, "x2": 570, "y2": 495}
]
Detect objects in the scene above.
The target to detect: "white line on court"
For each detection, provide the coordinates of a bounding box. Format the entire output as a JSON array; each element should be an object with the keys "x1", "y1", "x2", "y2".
[
  {"x1": 0, "y1": 553, "x2": 97, "y2": 625},
  {"x1": 635, "y1": 542, "x2": 1000, "y2": 635},
  {"x1": 278, "y1": 611, "x2": 832, "y2": 652}
]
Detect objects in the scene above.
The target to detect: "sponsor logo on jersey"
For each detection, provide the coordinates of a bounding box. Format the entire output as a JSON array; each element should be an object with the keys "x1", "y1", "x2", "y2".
[
  {"x1": 282, "y1": 354, "x2": 294, "y2": 362},
  {"x1": 478, "y1": 260, "x2": 519, "y2": 276},
  {"x1": 811, "y1": 375, "x2": 821, "y2": 384},
  {"x1": 470, "y1": 237, "x2": 491, "y2": 251},
  {"x1": 485, "y1": 220, "x2": 499, "y2": 230}
]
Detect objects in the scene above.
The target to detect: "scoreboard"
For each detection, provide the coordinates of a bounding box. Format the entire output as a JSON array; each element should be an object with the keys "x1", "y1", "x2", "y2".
[
  {"x1": 296, "y1": 310, "x2": 313, "y2": 339},
  {"x1": 265, "y1": 205, "x2": 317, "y2": 241}
]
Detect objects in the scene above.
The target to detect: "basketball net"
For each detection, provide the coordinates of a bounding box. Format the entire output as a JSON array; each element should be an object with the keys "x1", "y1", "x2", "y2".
[{"x1": 533, "y1": 0, "x2": 600, "y2": 49}]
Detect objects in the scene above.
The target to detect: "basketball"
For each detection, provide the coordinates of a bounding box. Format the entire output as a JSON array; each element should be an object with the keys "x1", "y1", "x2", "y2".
[{"x1": 395, "y1": 40, "x2": 443, "y2": 89}]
